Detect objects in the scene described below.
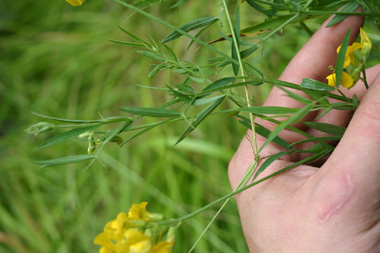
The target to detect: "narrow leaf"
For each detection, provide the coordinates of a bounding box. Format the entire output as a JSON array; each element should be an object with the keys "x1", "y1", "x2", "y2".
[
  {"x1": 291, "y1": 136, "x2": 341, "y2": 146},
  {"x1": 301, "y1": 78, "x2": 335, "y2": 91},
  {"x1": 38, "y1": 125, "x2": 98, "y2": 149},
  {"x1": 202, "y1": 77, "x2": 236, "y2": 92},
  {"x1": 239, "y1": 106, "x2": 299, "y2": 115},
  {"x1": 253, "y1": 151, "x2": 290, "y2": 181},
  {"x1": 162, "y1": 17, "x2": 219, "y2": 43},
  {"x1": 233, "y1": 115, "x2": 293, "y2": 150},
  {"x1": 149, "y1": 62, "x2": 167, "y2": 78},
  {"x1": 246, "y1": 0, "x2": 272, "y2": 17},
  {"x1": 176, "y1": 95, "x2": 225, "y2": 145},
  {"x1": 108, "y1": 40, "x2": 145, "y2": 48},
  {"x1": 139, "y1": 51, "x2": 165, "y2": 61},
  {"x1": 32, "y1": 112, "x2": 102, "y2": 124},
  {"x1": 259, "y1": 103, "x2": 314, "y2": 153},
  {"x1": 36, "y1": 155, "x2": 96, "y2": 167},
  {"x1": 240, "y1": 45, "x2": 258, "y2": 59},
  {"x1": 326, "y1": 2, "x2": 361, "y2": 27},
  {"x1": 304, "y1": 122, "x2": 346, "y2": 137},
  {"x1": 335, "y1": 29, "x2": 351, "y2": 89},
  {"x1": 120, "y1": 107, "x2": 181, "y2": 117}
]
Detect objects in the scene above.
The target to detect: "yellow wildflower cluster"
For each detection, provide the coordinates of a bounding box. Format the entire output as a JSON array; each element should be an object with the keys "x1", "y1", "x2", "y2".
[
  {"x1": 66, "y1": 0, "x2": 86, "y2": 6},
  {"x1": 326, "y1": 28, "x2": 372, "y2": 89},
  {"x1": 94, "y1": 202, "x2": 177, "y2": 253}
]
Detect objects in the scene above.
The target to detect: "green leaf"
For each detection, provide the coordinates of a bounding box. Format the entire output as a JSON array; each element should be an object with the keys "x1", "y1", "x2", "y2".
[
  {"x1": 108, "y1": 39, "x2": 145, "y2": 48},
  {"x1": 326, "y1": 2, "x2": 361, "y2": 27},
  {"x1": 193, "y1": 95, "x2": 226, "y2": 106},
  {"x1": 291, "y1": 136, "x2": 341, "y2": 146},
  {"x1": 202, "y1": 77, "x2": 236, "y2": 92},
  {"x1": 246, "y1": 0, "x2": 272, "y2": 17},
  {"x1": 149, "y1": 62, "x2": 167, "y2": 78},
  {"x1": 117, "y1": 25, "x2": 150, "y2": 46},
  {"x1": 259, "y1": 102, "x2": 314, "y2": 153},
  {"x1": 304, "y1": 122, "x2": 346, "y2": 137},
  {"x1": 173, "y1": 83, "x2": 195, "y2": 94},
  {"x1": 335, "y1": 29, "x2": 351, "y2": 89},
  {"x1": 175, "y1": 95, "x2": 225, "y2": 145},
  {"x1": 239, "y1": 106, "x2": 299, "y2": 115},
  {"x1": 138, "y1": 51, "x2": 165, "y2": 61},
  {"x1": 301, "y1": 78, "x2": 335, "y2": 91},
  {"x1": 161, "y1": 17, "x2": 219, "y2": 43},
  {"x1": 171, "y1": 0, "x2": 188, "y2": 8},
  {"x1": 36, "y1": 155, "x2": 96, "y2": 167},
  {"x1": 32, "y1": 112, "x2": 106, "y2": 124},
  {"x1": 231, "y1": 6, "x2": 241, "y2": 76},
  {"x1": 38, "y1": 125, "x2": 99, "y2": 149},
  {"x1": 253, "y1": 151, "x2": 290, "y2": 181},
  {"x1": 233, "y1": 115, "x2": 293, "y2": 150},
  {"x1": 240, "y1": 45, "x2": 258, "y2": 59},
  {"x1": 120, "y1": 107, "x2": 181, "y2": 117}
]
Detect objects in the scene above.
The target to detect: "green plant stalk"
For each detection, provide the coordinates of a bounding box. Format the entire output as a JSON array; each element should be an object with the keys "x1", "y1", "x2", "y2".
[
  {"x1": 222, "y1": 0, "x2": 258, "y2": 156},
  {"x1": 154, "y1": 152, "x2": 322, "y2": 227}
]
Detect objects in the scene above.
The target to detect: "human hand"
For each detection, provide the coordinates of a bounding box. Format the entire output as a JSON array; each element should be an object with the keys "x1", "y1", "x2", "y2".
[{"x1": 229, "y1": 13, "x2": 380, "y2": 252}]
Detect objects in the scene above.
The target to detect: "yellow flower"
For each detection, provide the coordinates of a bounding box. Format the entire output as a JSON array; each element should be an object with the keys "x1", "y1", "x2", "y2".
[
  {"x1": 104, "y1": 212, "x2": 129, "y2": 241},
  {"x1": 94, "y1": 202, "x2": 177, "y2": 253},
  {"x1": 360, "y1": 27, "x2": 372, "y2": 58},
  {"x1": 326, "y1": 72, "x2": 354, "y2": 89},
  {"x1": 65, "y1": 0, "x2": 86, "y2": 6},
  {"x1": 337, "y1": 42, "x2": 363, "y2": 68},
  {"x1": 128, "y1": 202, "x2": 153, "y2": 221},
  {"x1": 151, "y1": 241, "x2": 175, "y2": 253}
]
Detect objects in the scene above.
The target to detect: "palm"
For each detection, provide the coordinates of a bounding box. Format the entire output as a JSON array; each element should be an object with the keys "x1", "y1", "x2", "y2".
[{"x1": 229, "y1": 13, "x2": 380, "y2": 252}]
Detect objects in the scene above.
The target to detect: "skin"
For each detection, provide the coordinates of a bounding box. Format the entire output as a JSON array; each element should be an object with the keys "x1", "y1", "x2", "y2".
[{"x1": 229, "y1": 13, "x2": 380, "y2": 252}]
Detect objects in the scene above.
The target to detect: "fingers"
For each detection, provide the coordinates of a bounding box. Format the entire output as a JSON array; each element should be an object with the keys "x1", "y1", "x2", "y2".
[
  {"x1": 319, "y1": 71, "x2": 380, "y2": 193},
  {"x1": 265, "y1": 13, "x2": 364, "y2": 109}
]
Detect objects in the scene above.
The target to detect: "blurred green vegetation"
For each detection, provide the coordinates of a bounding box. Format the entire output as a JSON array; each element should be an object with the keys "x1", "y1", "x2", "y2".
[{"x1": 1, "y1": 0, "x2": 379, "y2": 252}]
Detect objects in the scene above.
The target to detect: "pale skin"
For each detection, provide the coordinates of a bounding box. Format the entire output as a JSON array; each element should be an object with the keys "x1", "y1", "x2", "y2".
[{"x1": 229, "y1": 13, "x2": 380, "y2": 252}]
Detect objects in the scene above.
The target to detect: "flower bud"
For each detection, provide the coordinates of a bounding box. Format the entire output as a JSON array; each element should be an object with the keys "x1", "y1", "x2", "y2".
[{"x1": 25, "y1": 122, "x2": 55, "y2": 136}]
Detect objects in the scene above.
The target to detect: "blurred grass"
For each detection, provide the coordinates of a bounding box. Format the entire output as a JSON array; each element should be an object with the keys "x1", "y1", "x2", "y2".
[{"x1": 2, "y1": 0, "x2": 377, "y2": 252}]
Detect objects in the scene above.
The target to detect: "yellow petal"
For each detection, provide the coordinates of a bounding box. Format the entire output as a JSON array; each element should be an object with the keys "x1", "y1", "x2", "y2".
[
  {"x1": 125, "y1": 228, "x2": 150, "y2": 244},
  {"x1": 65, "y1": 0, "x2": 86, "y2": 6},
  {"x1": 151, "y1": 241, "x2": 174, "y2": 253},
  {"x1": 337, "y1": 45, "x2": 351, "y2": 68},
  {"x1": 340, "y1": 71, "x2": 354, "y2": 89},
  {"x1": 100, "y1": 247, "x2": 115, "y2": 253},
  {"x1": 129, "y1": 240, "x2": 152, "y2": 253},
  {"x1": 128, "y1": 202, "x2": 152, "y2": 221},
  {"x1": 360, "y1": 28, "x2": 372, "y2": 57},
  {"x1": 326, "y1": 73, "x2": 336, "y2": 87}
]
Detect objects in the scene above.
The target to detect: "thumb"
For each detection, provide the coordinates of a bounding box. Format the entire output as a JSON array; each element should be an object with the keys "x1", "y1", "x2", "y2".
[
  {"x1": 326, "y1": 72, "x2": 380, "y2": 178},
  {"x1": 315, "y1": 72, "x2": 380, "y2": 222}
]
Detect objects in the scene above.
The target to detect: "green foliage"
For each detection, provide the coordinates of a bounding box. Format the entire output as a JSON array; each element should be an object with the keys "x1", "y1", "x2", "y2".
[{"x1": 1, "y1": 0, "x2": 379, "y2": 252}]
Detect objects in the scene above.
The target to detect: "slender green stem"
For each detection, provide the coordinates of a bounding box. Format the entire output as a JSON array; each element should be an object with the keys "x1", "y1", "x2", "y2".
[
  {"x1": 362, "y1": 63, "x2": 369, "y2": 89},
  {"x1": 154, "y1": 152, "x2": 322, "y2": 227},
  {"x1": 222, "y1": 0, "x2": 258, "y2": 156}
]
